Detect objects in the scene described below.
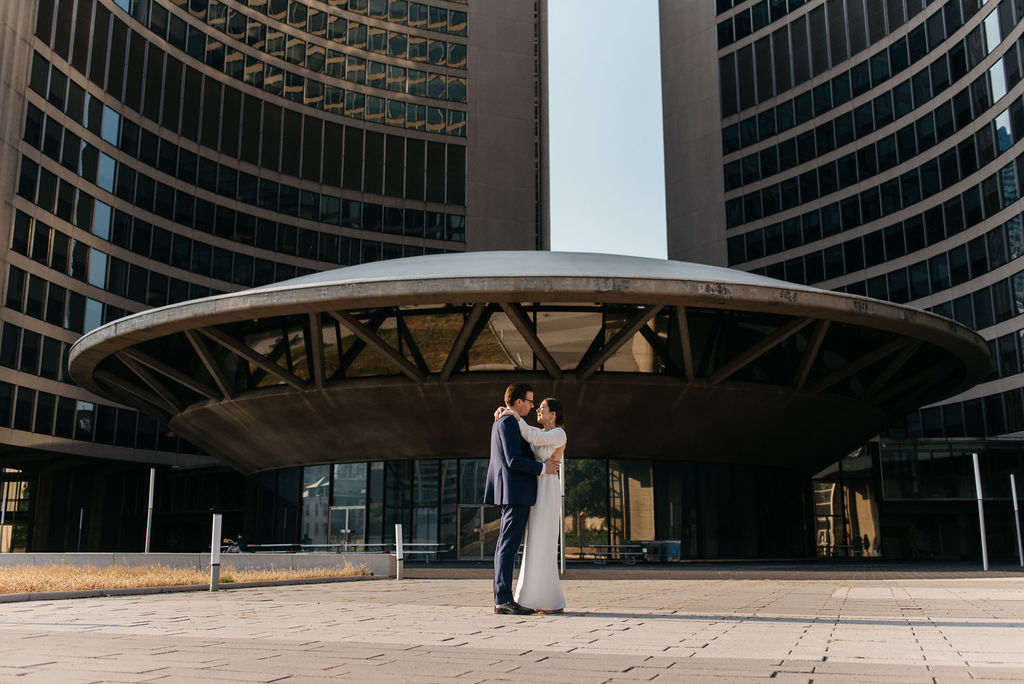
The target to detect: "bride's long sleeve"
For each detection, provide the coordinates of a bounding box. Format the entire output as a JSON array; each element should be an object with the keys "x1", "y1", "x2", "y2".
[{"x1": 516, "y1": 418, "x2": 566, "y2": 447}]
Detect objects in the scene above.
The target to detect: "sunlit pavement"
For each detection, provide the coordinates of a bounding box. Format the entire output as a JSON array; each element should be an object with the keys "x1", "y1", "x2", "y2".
[{"x1": 1, "y1": 567, "x2": 1023, "y2": 682}]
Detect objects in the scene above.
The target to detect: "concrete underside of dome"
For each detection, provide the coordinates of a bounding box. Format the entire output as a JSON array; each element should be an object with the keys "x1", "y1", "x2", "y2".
[{"x1": 170, "y1": 372, "x2": 890, "y2": 475}]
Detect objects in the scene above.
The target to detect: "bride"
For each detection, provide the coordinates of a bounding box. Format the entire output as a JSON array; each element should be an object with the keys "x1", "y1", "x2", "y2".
[{"x1": 497, "y1": 397, "x2": 567, "y2": 613}]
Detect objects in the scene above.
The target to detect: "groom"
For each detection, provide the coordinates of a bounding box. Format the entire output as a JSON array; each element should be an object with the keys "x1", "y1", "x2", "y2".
[{"x1": 484, "y1": 382, "x2": 560, "y2": 615}]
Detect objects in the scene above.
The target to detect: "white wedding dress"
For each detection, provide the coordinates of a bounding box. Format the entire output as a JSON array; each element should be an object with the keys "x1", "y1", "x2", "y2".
[{"x1": 513, "y1": 418, "x2": 567, "y2": 611}]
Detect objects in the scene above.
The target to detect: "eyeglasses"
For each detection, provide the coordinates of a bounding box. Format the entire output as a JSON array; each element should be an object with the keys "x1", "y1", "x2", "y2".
[{"x1": 523, "y1": 398, "x2": 535, "y2": 405}]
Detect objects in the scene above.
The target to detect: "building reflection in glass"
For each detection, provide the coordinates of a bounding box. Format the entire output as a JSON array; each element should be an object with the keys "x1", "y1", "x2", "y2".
[
  {"x1": 242, "y1": 456, "x2": 816, "y2": 560},
  {"x1": 812, "y1": 448, "x2": 881, "y2": 558},
  {"x1": 0, "y1": 469, "x2": 31, "y2": 553},
  {"x1": 301, "y1": 464, "x2": 330, "y2": 546}
]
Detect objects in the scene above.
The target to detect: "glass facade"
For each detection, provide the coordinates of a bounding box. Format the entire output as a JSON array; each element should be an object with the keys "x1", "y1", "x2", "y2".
[
  {"x1": 814, "y1": 440, "x2": 1024, "y2": 560},
  {"x1": 223, "y1": 456, "x2": 816, "y2": 560},
  {"x1": 9, "y1": 440, "x2": 1023, "y2": 560}
]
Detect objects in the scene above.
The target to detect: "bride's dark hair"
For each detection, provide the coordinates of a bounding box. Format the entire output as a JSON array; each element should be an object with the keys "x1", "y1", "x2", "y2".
[{"x1": 544, "y1": 397, "x2": 565, "y2": 427}]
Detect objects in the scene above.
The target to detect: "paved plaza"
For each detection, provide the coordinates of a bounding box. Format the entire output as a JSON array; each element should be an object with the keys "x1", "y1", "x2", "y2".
[{"x1": 1, "y1": 569, "x2": 1023, "y2": 682}]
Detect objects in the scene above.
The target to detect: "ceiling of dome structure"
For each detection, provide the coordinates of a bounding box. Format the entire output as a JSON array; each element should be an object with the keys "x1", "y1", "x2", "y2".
[{"x1": 68, "y1": 251, "x2": 991, "y2": 475}]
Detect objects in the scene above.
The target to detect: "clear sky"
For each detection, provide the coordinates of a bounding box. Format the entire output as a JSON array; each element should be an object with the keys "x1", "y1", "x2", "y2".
[{"x1": 547, "y1": 0, "x2": 667, "y2": 259}]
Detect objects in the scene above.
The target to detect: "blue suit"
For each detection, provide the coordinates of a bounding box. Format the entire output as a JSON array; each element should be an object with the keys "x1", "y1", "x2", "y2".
[{"x1": 484, "y1": 414, "x2": 543, "y2": 605}]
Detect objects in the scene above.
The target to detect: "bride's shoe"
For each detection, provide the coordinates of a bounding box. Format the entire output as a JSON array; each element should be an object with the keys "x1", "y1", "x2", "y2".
[{"x1": 534, "y1": 608, "x2": 564, "y2": 614}]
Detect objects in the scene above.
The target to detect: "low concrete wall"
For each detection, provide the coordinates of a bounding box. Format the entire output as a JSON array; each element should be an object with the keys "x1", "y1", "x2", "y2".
[{"x1": 0, "y1": 552, "x2": 395, "y2": 577}]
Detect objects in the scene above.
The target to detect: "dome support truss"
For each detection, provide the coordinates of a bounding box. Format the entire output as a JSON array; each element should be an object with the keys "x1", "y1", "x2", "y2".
[{"x1": 90, "y1": 299, "x2": 977, "y2": 428}]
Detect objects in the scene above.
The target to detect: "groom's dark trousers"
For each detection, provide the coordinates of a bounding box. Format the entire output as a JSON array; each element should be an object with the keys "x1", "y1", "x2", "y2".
[{"x1": 484, "y1": 414, "x2": 543, "y2": 605}]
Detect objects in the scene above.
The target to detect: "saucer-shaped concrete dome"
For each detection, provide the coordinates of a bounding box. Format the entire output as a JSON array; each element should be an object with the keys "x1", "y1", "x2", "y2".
[{"x1": 69, "y1": 251, "x2": 990, "y2": 474}]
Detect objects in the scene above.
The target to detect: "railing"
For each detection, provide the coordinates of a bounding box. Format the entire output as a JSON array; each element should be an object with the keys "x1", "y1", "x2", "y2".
[
  {"x1": 566, "y1": 544, "x2": 647, "y2": 565},
  {"x1": 231, "y1": 542, "x2": 450, "y2": 562}
]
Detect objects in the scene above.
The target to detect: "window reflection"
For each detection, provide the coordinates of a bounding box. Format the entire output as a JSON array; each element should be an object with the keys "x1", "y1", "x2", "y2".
[
  {"x1": 983, "y1": 9, "x2": 1001, "y2": 54},
  {"x1": 301, "y1": 464, "x2": 330, "y2": 545},
  {"x1": 602, "y1": 312, "x2": 657, "y2": 373},
  {"x1": 608, "y1": 460, "x2": 654, "y2": 546},
  {"x1": 535, "y1": 310, "x2": 601, "y2": 371},
  {"x1": 333, "y1": 315, "x2": 400, "y2": 378},
  {"x1": 330, "y1": 462, "x2": 367, "y2": 547},
  {"x1": 332, "y1": 462, "x2": 367, "y2": 506},
  {"x1": 564, "y1": 459, "x2": 609, "y2": 549},
  {"x1": 397, "y1": 310, "x2": 462, "y2": 372},
  {"x1": 486, "y1": 311, "x2": 531, "y2": 370}
]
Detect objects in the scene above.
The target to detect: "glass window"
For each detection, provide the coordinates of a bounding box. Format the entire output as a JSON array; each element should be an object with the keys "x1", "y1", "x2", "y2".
[
  {"x1": 983, "y1": 8, "x2": 1001, "y2": 55},
  {"x1": 741, "y1": 154, "x2": 759, "y2": 185},
  {"x1": 886, "y1": 268, "x2": 909, "y2": 303},
  {"x1": 876, "y1": 135, "x2": 897, "y2": 172},
  {"x1": 873, "y1": 92, "x2": 893, "y2": 129},
  {"x1": 97, "y1": 153, "x2": 116, "y2": 192},
  {"x1": 896, "y1": 124, "x2": 917, "y2": 162},
  {"x1": 816, "y1": 122, "x2": 835, "y2": 156},
  {"x1": 720, "y1": 126, "x2": 741, "y2": 159},
  {"x1": 995, "y1": 109, "x2": 1013, "y2": 153},
  {"x1": 84, "y1": 298, "x2": 102, "y2": 332},
  {"x1": 822, "y1": 109, "x2": 849, "y2": 149},
  {"x1": 812, "y1": 82, "x2": 831, "y2": 117},
  {"x1": 913, "y1": 115, "x2": 937, "y2": 155},
  {"x1": 978, "y1": 124, "x2": 998, "y2": 169},
  {"x1": 87, "y1": 250, "x2": 107, "y2": 289},
  {"x1": 870, "y1": 51, "x2": 890, "y2": 86}
]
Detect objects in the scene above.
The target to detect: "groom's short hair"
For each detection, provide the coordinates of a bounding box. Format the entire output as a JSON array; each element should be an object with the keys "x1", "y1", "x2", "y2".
[{"x1": 505, "y1": 382, "x2": 533, "y2": 407}]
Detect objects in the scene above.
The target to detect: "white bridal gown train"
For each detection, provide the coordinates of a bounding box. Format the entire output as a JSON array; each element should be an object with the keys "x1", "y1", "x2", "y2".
[{"x1": 513, "y1": 418, "x2": 567, "y2": 612}]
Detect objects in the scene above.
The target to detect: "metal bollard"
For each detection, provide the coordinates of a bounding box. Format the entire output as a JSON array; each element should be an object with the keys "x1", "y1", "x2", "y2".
[
  {"x1": 145, "y1": 468, "x2": 155, "y2": 553},
  {"x1": 210, "y1": 513, "x2": 222, "y2": 591},
  {"x1": 1012, "y1": 474, "x2": 1023, "y2": 568},
  {"x1": 395, "y1": 523, "x2": 404, "y2": 580},
  {"x1": 972, "y1": 453, "x2": 989, "y2": 572}
]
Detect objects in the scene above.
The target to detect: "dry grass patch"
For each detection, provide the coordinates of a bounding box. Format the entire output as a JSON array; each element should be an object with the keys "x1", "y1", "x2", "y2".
[{"x1": 0, "y1": 562, "x2": 369, "y2": 594}]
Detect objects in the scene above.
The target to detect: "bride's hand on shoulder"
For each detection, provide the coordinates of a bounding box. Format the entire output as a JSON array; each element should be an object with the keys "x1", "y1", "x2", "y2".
[{"x1": 493, "y1": 406, "x2": 514, "y2": 421}]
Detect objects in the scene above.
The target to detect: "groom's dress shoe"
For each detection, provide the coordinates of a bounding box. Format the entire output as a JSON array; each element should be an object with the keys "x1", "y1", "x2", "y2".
[{"x1": 494, "y1": 601, "x2": 533, "y2": 615}]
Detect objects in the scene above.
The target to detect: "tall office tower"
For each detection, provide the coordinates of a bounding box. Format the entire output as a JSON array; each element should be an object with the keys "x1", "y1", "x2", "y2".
[
  {"x1": 662, "y1": 0, "x2": 1024, "y2": 559},
  {"x1": 0, "y1": 0, "x2": 546, "y2": 551}
]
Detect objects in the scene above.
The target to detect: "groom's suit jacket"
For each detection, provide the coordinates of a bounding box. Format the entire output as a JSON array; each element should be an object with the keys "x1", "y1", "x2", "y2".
[{"x1": 484, "y1": 414, "x2": 543, "y2": 506}]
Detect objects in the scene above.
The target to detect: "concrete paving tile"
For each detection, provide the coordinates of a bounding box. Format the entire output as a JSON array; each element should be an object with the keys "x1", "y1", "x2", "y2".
[
  {"x1": 146, "y1": 676, "x2": 268, "y2": 684},
  {"x1": 967, "y1": 667, "x2": 1024, "y2": 678},
  {"x1": 1, "y1": 671, "x2": 108, "y2": 684},
  {"x1": 139, "y1": 666, "x2": 291, "y2": 682},
  {"x1": 492, "y1": 667, "x2": 629, "y2": 683},
  {"x1": 0, "y1": 656, "x2": 59, "y2": 668},
  {"x1": 29, "y1": 660, "x2": 183, "y2": 675},
  {"x1": 814, "y1": 661, "x2": 936, "y2": 675},
  {"x1": 353, "y1": 661, "x2": 477, "y2": 678},
  {"x1": 806, "y1": 676, "x2": 934, "y2": 683},
  {"x1": 531, "y1": 654, "x2": 650, "y2": 671}
]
